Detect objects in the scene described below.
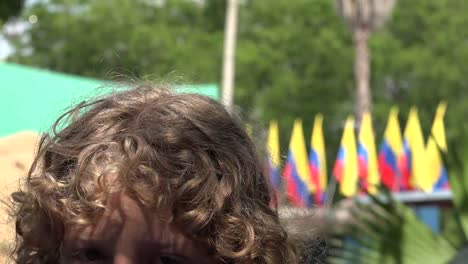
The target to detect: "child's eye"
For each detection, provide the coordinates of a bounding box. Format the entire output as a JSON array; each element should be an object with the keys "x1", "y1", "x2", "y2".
[{"x1": 72, "y1": 248, "x2": 107, "y2": 262}]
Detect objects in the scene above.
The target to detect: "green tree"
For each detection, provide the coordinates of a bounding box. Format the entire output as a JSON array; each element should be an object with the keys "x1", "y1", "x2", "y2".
[
  {"x1": 8, "y1": 0, "x2": 223, "y2": 82},
  {"x1": 236, "y1": 0, "x2": 355, "y2": 163},
  {"x1": 370, "y1": 0, "x2": 468, "y2": 151},
  {"x1": 7, "y1": 0, "x2": 355, "y2": 163},
  {"x1": 0, "y1": 0, "x2": 24, "y2": 27},
  {"x1": 6, "y1": 0, "x2": 468, "y2": 170}
]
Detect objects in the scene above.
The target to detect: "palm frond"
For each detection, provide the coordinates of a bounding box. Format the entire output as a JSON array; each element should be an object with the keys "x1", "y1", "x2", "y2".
[
  {"x1": 443, "y1": 133, "x2": 468, "y2": 240},
  {"x1": 327, "y1": 190, "x2": 456, "y2": 263}
]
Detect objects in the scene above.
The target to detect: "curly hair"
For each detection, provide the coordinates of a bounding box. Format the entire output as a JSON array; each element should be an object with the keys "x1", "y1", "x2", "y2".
[{"x1": 10, "y1": 85, "x2": 297, "y2": 263}]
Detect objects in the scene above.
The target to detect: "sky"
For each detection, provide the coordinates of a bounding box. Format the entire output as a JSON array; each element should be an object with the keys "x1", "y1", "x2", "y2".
[{"x1": 0, "y1": 36, "x2": 11, "y2": 60}]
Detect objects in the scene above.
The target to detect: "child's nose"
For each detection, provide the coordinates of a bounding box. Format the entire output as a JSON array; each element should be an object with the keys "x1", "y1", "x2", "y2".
[{"x1": 113, "y1": 253, "x2": 139, "y2": 264}]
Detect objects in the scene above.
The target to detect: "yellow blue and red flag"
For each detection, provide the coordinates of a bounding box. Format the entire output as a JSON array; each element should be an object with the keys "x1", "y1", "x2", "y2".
[
  {"x1": 401, "y1": 107, "x2": 427, "y2": 191},
  {"x1": 357, "y1": 112, "x2": 379, "y2": 194},
  {"x1": 426, "y1": 102, "x2": 449, "y2": 191},
  {"x1": 309, "y1": 114, "x2": 327, "y2": 205},
  {"x1": 283, "y1": 119, "x2": 313, "y2": 207},
  {"x1": 333, "y1": 116, "x2": 358, "y2": 197},
  {"x1": 378, "y1": 107, "x2": 403, "y2": 191},
  {"x1": 267, "y1": 120, "x2": 281, "y2": 193}
]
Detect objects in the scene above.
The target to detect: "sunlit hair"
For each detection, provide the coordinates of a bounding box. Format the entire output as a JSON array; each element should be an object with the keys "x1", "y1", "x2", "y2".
[{"x1": 10, "y1": 85, "x2": 297, "y2": 263}]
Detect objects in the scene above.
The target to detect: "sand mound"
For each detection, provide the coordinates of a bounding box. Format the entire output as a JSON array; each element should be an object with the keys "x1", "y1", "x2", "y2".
[
  {"x1": 0, "y1": 131, "x2": 40, "y2": 261},
  {"x1": 0, "y1": 131, "x2": 40, "y2": 196}
]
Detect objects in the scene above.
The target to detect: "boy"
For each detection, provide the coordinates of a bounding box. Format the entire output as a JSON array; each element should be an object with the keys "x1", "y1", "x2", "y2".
[{"x1": 10, "y1": 85, "x2": 297, "y2": 263}]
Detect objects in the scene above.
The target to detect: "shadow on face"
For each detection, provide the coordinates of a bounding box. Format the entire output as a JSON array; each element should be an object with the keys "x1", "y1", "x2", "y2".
[{"x1": 60, "y1": 192, "x2": 218, "y2": 264}]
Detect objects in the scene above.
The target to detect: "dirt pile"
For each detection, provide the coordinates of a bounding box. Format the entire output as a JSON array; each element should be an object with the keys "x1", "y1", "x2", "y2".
[{"x1": 0, "y1": 131, "x2": 40, "y2": 261}]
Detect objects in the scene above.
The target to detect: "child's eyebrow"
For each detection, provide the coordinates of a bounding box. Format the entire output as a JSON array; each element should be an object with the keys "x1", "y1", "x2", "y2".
[
  {"x1": 64, "y1": 219, "x2": 123, "y2": 241},
  {"x1": 63, "y1": 238, "x2": 108, "y2": 248}
]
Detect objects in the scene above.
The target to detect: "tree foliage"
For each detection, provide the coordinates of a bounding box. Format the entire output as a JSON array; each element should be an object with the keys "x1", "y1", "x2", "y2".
[
  {"x1": 8, "y1": 0, "x2": 223, "y2": 82},
  {"x1": 0, "y1": 0, "x2": 24, "y2": 27},
  {"x1": 371, "y1": 0, "x2": 468, "y2": 145},
  {"x1": 5, "y1": 0, "x2": 468, "y2": 168}
]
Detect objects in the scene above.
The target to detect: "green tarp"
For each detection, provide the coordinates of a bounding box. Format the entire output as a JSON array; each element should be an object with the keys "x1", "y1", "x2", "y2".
[{"x1": 0, "y1": 62, "x2": 219, "y2": 137}]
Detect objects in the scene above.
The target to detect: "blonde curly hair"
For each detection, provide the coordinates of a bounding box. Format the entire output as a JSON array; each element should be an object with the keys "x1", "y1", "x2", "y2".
[{"x1": 10, "y1": 85, "x2": 297, "y2": 263}]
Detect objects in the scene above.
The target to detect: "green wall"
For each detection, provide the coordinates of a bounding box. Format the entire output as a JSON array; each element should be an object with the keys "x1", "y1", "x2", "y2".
[{"x1": 0, "y1": 63, "x2": 219, "y2": 137}]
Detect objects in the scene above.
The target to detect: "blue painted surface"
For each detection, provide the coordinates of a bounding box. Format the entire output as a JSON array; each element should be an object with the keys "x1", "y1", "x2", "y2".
[{"x1": 414, "y1": 206, "x2": 440, "y2": 233}]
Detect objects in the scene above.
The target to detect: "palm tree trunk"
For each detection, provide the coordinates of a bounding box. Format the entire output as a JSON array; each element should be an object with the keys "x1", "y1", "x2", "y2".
[{"x1": 353, "y1": 27, "x2": 371, "y2": 124}]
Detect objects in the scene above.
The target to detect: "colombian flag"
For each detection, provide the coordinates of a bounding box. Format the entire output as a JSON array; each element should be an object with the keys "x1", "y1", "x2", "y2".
[
  {"x1": 267, "y1": 120, "x2": 281, "y2": 192},
  {"x1": 402, "y1": 107, "x2": 427, "y2": 191},
  {"x1": 309, "y1": 114, "x2": 327, "y2": 205},
  {"x1": 400, "y1": 138, "x2": 412, "y2": 191},
  {"x1": 333, "y1": 117, "x2": 358, "y2": 197},
  {"x1": 358, "y1": 112, "x2": 379, "y2": 194},
  {"x1": 378, "y1": 107, "x2": 403, "y2": 191},
  {"x1": 426, "y1": 102, "x2": 449, "y2": 191},
  {"x1": 283, "y1": 119, "x2": 313, "y2": 207}
]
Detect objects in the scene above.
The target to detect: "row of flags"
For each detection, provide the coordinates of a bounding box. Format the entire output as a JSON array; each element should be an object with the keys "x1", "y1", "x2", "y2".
[{"x1": 266, "y1": 103, "x2": 448, "y2": 207}]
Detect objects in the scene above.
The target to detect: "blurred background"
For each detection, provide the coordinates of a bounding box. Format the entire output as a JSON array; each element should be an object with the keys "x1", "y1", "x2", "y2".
[{"x1": 1, "y1": 0, "x2": 468, "y2": 263}]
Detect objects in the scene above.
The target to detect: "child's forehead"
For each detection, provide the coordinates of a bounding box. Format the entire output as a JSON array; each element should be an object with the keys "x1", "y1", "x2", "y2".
[
  {"x1": 67, "y1": 190, "x2": 172, "y2": 229},
  {"x1": 99, "y1": 191, "x2": 171, "y2": 223}
]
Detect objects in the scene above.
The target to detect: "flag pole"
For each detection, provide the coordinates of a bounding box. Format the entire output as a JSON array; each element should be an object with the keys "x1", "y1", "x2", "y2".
[
  {"x1": 221, "y1": 0, "x2": 239, "y2": 112},
  {"x1": 325, "y1": 177, "x2": 338, "y2": 209}
]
